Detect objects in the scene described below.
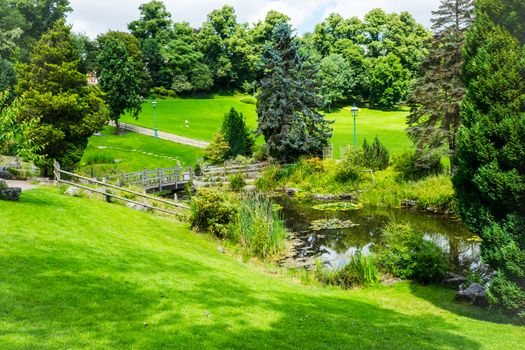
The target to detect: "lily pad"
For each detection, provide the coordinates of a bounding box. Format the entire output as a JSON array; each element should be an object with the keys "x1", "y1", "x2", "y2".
[
  {"x1": 312, "y1": 202, "x2": 363, "y2": 211},
  {"x1": 310, "y1": 218, "x2": 359, "y2": 231}
]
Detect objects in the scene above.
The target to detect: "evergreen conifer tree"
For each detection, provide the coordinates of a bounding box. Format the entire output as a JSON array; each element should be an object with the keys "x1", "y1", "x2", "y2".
[
  {"x1": 256, "y1": 21, "x2": 332, "y2": 161},
  {"x1": 407, "y1": 0, "x2": 474, "y2": 173},
  {"x1": 221, "y1": 107, "x2": 254, "y2": 158},
  {"x1": 453, "y1": 0, "x2": 525, "y2": 319},
  {"x1": 16, "y1": 20, "x2": 108, "y2": 174}
]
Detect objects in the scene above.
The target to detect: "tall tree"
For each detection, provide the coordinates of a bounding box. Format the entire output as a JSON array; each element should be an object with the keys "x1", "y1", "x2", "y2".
[
  {"x1": 7, "y1": 0, "x2": 71, "y2": 61},
  {"x1": 16, "y1": 20, "x2": 108, "y2": 174},
  {"x1": 367, "y1": 53, "x2": 410, "y2": 109},
  {"x1": 453, "y1": 0, "x2": 525, "y2": 319},
  {"x1": 256, "y1": 21, "x2": 333, "y2": 161},
  {"x1": 407, "y1": 0, "x2": 474, "y2": 173},
  {"x1": 317, "y1": 53, "x2": 354, "y2": 110},
  {"x1": 97, "y1": 37, "x2": 142, "y2": 134},
  {"x1": 197, "y1": 6, "x2": 255, "y2": 89},
  {"x1": 128, "y1": 0, "x2": 172, "y2": 44},
  {"x1": 163, "y1": 22, "x2": 212, "y2": 94}
]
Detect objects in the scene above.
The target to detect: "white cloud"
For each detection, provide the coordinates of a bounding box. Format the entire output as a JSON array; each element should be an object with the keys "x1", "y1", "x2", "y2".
[{"x1": 67, "y1": 0, "x2": 441, "y2": 38}]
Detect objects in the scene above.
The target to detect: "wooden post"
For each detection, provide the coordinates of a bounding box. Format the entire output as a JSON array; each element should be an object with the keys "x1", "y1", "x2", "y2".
[
  {"x1": 142, "y1": 168, "x2": 147, "y2": 188},
  {"x1": 189, "y1": 166, "x2": 193, "y2": 181},
  {"x1": 117, "y1": 177, "x2": 122, "y2": 188},
  {"x1": 53, "y1": 160, "x2": 61, "y2": 182},
  {"x1": 158, "y1": 168, "x2": 163, "y2": 191},
  {"x1": 176, "y1": 165, "x2": 180, "y2": 183},
  {"x1": 102, "y1": 177, "x2": 111, "y2": 202}
]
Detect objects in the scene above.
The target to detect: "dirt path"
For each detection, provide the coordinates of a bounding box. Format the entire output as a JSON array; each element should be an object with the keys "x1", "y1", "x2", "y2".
[{"x1": 108, "y1": 121, "x2": 209, "y2": 149}]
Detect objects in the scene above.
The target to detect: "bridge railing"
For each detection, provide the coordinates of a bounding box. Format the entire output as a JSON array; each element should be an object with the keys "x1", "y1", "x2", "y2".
[{"x1": 109, "y1": 165, "x2": 193, "y2": 191}]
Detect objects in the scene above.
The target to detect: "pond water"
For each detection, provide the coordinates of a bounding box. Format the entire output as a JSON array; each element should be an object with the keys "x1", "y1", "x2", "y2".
[{"x1": 276, "y1": 196, "x2": 481, "y2": 273}]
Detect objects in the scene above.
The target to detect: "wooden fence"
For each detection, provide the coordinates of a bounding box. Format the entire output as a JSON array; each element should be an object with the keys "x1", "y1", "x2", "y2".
[{"x1": 53, "y1": 160, "x2": 189, "y2": 216}]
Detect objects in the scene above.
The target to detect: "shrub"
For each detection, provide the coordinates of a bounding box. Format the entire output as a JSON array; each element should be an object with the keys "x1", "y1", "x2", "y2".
[
  {"x1": 254, "y1": 143, "x2": 269, "y2": 162},
  {"x1": 255, "y1": 165, "x2": 282, "y2": 191},
  {"x1": 231, "y1": 192, "x2": 287, "y2": 260},
  {"x1": 336, "y1": 149, "x2": 365, "y2": 183},
  {"x1": 393, "y1": 151, "x2": 444, "y2": 181},
  {"x1": 229, "y1": 173, "x2": 246, "y2": 192},
  {"x1": 204, "y1": 131, "x2": 230, "y2": 165},
  {"x1": 362, "y1": 137, "x2": 389, "y2": 170},
  {"x1": 316, "y1": 252, "x2": 381, "y2": 289},
  {"x1": 193, "y1": 163, "x2": 202, "y2": 177},
  {"x1": 240, "y1": 96, "x2": 257, "y2": 105},
  {"x1": 189, "y1": 188, "x2": 238, "y2": 238},
  {"x1": 150, "y1": 86, "x2": 177, "y2": 98},
  {"x1": 375, "y1": 223, "x2": 448, "y2": 284}
]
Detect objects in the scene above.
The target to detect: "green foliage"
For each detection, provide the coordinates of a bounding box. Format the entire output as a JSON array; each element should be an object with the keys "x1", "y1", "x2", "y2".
[
  {"x1": 229, "y1": 173, "x2": 246, "y2": 192},
  {"x1": 256, "y1": 21, "x2": 333, "y2": 161},
  {"x1": 240, "y1": 96, "x2": 257, "y2": 105},
  {"x1": 316, "y1": 252, "x2": 381, "y2": 289},
  {"x1": 189, "y1": 188, "x2": 238, "y2": 238},
  {"x1": 128, "y1": 0, "x2": 173, "y2": 44},
  {"x1": 393, "y1": 151, "x2": 444, "y2": 181},
  {"x1": 367, "y1": 54, "x2": 411, "y2": 109},
  {"x1": 16, "y1": 20, "x2": 108, "y2": 173},
  {"x1": 453, "y1": 0, "x2": 525, "y2": 318},
  {"x1": 317, "y1": 53, "x2": 353, "y2": 110},
  {"x1": 221, "y1": 107, "x2": 255, "y2": 158},
  {"x1": 0, "y1": 59, "x2": 17, "y2": 94},
  {"x1": 97, "y1": 36, "x2": 142, "y2": 131},
  {"x1": 336, "y1": 149, "x2": 365, "y2": 183},
  {"x1": 149, "y1": 86, "x2": 177, "y2": 98},
  {"x1": 362, "y1": 137, "x2": 390, "y2": 171},
  {"x1": 231, "y1": 192, "x2": 287, "y2": 259},
  {"x1": 375, "y1": 223, "x2": 448, "y2": 284},
  {"x1": 204, "y1": 131, "x2": 230, "y2": 165},
  {"x1": 407, "y1": 0, "x2": 474, "y2": 173}
]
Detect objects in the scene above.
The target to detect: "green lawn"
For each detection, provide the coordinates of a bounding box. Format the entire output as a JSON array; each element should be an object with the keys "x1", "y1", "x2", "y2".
[
  {"x1": 0, "y1": 188, "x2": 523, "y2": 349},
  {"x1": 80, "y1": 126, "x2": 202, "y2": 175},
  {"x1": 121, "y1": 94, "x2": 259, "y2": 143},
  {"x1": 121, "y1": 95, "x2": 413, "y2": 157}
]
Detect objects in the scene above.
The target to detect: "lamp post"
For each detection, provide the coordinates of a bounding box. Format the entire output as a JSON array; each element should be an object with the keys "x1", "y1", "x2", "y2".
[
  {"x1": 152, "y1": 100, "x2": 158, "y2": 139},
  {"x1": 351, "y1": 105, "x2": 359, "y2": 148}
]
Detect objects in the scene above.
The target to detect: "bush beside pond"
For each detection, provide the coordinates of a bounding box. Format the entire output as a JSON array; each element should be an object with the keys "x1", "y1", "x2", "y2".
[{"x1": 189, "y1": 188, "x2": 288, "y2": 260}]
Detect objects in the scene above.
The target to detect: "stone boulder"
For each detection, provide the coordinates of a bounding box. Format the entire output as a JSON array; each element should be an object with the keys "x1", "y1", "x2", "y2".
[
  {"x1": 0, "y1": 170, "x2": 13, "y2": 180},
  {"x1": 0, "y1": 181, "x2": 22, "y2": 201},
  {"x1": 339, "y1": 193, "x2": 356, "y2": 201},
  {"x1": 312, "y1": 193, "x2": 336, "y2": 201},
  {"x1": 442, "y1": 273, "x2": 468, "y2": 289},
  {"x1": 285, "y1": 187, "x2": 299, "y2": 197},
  {"x1": 64, "y1": 186, "x2": 81, "y2": 197},
  {"x1": 127, "y1": 202, "x2": 149, "y2": 212},
  {"x1": 456, "y1": 283, "x2": 489, "y2": 306}
]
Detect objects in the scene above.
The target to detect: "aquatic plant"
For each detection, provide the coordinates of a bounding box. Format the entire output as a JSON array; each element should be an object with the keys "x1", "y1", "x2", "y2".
[
  {"x1": 312, "y1": 202, "x2": 363, "y2": 211},
  {"x1": 310, "y1": 218, "x2": 359, "y2": 231}
]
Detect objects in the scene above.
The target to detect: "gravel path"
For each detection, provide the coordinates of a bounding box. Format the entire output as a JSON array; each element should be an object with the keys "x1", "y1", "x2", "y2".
[
  {"x1": 5, "y1": 180, "x2": 38, "y2": 190},
  {"x1": 109, "y1": 121, "x2": 209, "y2": 149}
]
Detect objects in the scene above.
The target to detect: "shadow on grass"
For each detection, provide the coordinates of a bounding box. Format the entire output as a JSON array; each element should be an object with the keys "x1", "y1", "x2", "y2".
[
  {"x1": 408, "y1": 283, "x2": 519, "y2": 326},
  {"x1": 0, "y1": 248, "x2": 482, "y2": 349}
]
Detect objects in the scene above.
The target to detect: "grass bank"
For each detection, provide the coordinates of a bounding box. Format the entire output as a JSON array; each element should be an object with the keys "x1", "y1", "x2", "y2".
[
  {"x1": 80, "y1": 126, "x2": 202, "y2": 176},
  {"x1": 0, "y1": 188, "x2": 522, "y2": 348},
  {"x1": 121, "y1": 95, "x2": 412, "y2": 156}
]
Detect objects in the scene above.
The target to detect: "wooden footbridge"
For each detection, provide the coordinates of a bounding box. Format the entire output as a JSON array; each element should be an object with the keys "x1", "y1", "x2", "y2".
[{"x1": 109, "y1": 166, "x2": 194, "y2": 193}]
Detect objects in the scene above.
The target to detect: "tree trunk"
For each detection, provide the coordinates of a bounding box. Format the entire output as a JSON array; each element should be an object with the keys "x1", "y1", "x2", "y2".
[{"x1": 115, "y1": 119, "x2": 119, "y2": 135}]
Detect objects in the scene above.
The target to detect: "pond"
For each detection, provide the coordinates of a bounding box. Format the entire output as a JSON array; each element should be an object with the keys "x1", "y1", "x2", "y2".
[{"x1": 276, "y1": 196, "x2": 481, "y2": 274}]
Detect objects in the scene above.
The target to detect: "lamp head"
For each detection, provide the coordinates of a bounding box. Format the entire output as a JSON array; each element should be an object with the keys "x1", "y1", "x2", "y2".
[
  {"x1": 351, "y1": 105, "x2": 359, "y2": 117},
  {"x1": 152, "y1": 100, "x2": 157, "y2": 108}
]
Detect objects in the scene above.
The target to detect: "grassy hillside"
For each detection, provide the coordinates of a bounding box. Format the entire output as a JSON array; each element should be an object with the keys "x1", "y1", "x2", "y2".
[
  {"x1": 80, "y1": 126, "x2": 202, "y2": 175},
  {"x1": 0, "y1": 188, "x2": 523, "y2": 349},
  {"x1": 121, "y1": 95, "x2": 412, "y2": 157}
]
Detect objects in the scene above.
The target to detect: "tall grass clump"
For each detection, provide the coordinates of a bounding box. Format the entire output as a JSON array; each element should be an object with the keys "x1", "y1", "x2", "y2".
[
  {"x1": 229, "y1": 173, "x2": 246, "y2": 192},
  {"x1": 189, "y1": 188, "x2": 238, "y2": 238},
  {"x1": 82, "y1": 151, "x2": 115, "y2": 165},
  {"x1": 316, "y1": 252, "x2": 381, "y2": 289},
  {"x1": 232, "y1": 192, "x2": 287, "y2": 260}
]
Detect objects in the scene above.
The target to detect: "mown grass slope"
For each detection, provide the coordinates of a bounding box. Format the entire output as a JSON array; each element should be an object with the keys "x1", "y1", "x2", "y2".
[
  {"x1": 0, "y1": 188, "x2": 522, "y2": 349},
  {"x1": 80, "y1": 126, "x2": 202, "y2": 175},
  {"x1": 120, "y1": 95, "x2": 412, "y2": 157}
]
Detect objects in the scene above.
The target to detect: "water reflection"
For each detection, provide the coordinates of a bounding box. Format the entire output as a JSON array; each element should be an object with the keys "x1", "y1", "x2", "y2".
[{"x1": 276, "y1": 196, "x2": 481, "y2": 273}]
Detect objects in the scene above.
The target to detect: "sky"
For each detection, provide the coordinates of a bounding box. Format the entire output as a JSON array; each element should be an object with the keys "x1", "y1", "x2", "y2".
[{"x1": 67, "y1": 0, "x2": 442, "y2": 38}]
